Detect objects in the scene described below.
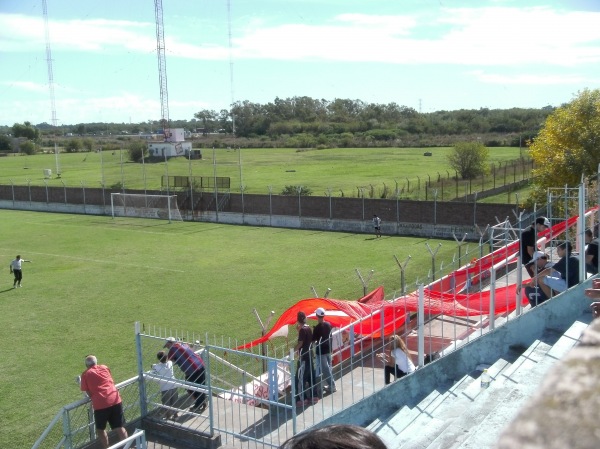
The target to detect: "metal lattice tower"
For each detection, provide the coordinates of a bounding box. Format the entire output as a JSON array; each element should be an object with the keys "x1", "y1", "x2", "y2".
[
  {"x1": 42, "y1": 0, "x2": 61, "y2": 175},
  {"x1": 154, "y1": 0, "x2": 171, "y2": 141}
]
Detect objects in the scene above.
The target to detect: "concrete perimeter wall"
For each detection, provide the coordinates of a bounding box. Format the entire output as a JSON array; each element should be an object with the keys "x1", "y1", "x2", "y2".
[{"x1": 0, "y1": 184, "x2": 519, "y2": 239}]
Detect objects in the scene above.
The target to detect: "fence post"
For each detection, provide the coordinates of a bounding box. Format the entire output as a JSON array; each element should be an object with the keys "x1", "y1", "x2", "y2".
[
  {"x1": 393, "y1": 255, "x2": 411, "y2": 295},
  {"x1": 418, "y1": 284, "x2": 425, "y2": 367},
  {"x1": 81, "y1": 181, "x2": 86, "y2": 214},
  {"x1": 134, "y1": 322, "x2": 148, "y2": 418},
  {"x1": 268, "y1": 185, "x2": 273, "y2": 227},
  {"x1": 27, "y1": 178, "x2": 32, "y2": 205},
  {"x1": 61, "y1": 180, "x2": 67, "y2": 204},
  {"x1": 356, "y1": 268, "x2": 374, "y2": 296},
  {"x1": 44, "y1": 179, "x2": 49, "y2": 204},
  {"x1": 426, "y1": 243, "x2": 442, "y2": 282},
  {"x1": 326, "y1": 188, "x2": 332, "y2": 220}
]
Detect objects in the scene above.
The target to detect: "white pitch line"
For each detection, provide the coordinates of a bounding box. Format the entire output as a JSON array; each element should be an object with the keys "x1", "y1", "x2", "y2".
[{"x1": 2, "y1": 250, "x2": 185, "y2": 273}]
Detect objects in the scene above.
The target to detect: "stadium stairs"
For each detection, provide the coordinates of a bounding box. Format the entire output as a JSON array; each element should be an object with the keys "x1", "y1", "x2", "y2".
[{"x1": 313, "y1": 277, "x2": 599, "y2": 449}]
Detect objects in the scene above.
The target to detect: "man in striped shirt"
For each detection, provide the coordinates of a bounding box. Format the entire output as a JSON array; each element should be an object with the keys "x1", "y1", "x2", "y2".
[{"x1": 164, "y1": 337, "x2": 207, "y2": 412}]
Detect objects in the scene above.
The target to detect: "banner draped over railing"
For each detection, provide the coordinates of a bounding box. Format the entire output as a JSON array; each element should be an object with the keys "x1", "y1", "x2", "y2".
[{"x1": 237, "y1": 210, "x2": 592, "y2": 351}]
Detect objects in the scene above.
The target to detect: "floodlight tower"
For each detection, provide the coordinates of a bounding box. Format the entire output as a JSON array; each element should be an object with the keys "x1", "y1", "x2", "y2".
[
  {"x1": 42, "y1": 0, "x2": 60, "y2": 175},
  {"x1": 154, "y1": 0, "x2": 171, "y2": 141}
]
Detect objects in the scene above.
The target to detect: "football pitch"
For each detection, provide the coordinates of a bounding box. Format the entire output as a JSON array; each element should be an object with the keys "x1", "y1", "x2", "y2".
[{"x1": 0, "y1": 209, "x2": 461, "y2": 448}]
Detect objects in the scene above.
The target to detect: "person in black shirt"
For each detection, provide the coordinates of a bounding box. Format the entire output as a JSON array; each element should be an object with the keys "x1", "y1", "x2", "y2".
[
  {"x1": 534, "y1": 241, "x2": 580, "y2": 299},
  {"x1": 294, "y1": 311, "x2": 317, "y2": 406},
  {"x1": 312, "y1": 307, "x2": 336, "y2": 395},
  {"x1": 585, "y1": 228, "x2": 599, "y2": 275},
  {"x1": 520, "y1": 216, "x2": 550, "y2": 277}
]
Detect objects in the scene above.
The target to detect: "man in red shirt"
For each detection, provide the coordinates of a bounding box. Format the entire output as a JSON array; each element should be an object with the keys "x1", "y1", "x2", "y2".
[{"x1": 80, "y1": 355, "x2": 128, "y2": 448}]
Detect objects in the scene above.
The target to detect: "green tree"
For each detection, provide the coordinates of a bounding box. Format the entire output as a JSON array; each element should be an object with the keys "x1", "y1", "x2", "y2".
[
  {"x1": 65, "y1": 138, "x2": 83, "y2": 153},
  {"x1": 447, "y1": 141, "x2": 490, "y2": 179},
  {"x1": 0, "y1": 135, "x2": 13, "y2": 152},
  {"x1": 530, "y1": 89, "x2": 600, "y2": 191},
  {"x1": 12, "y1": 121, "x2": 39, "y2": 140},
  {"x1": 280, "y1": 185, "x2": 312, "y2": 196},
  {"x1": 19, "y1": 140, "x2": 36, "y2": 155},
  {"x1": 128, "y1": 140, "x2": 148, "y2": 162},
  {"x1": 82, "y1": 138, "x2": 94, "y2": 152}
]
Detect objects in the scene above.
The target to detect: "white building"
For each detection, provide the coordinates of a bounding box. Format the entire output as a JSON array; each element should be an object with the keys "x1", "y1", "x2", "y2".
[{"x1": 147, "y1": 128, "x2": 193, "y2": 158}]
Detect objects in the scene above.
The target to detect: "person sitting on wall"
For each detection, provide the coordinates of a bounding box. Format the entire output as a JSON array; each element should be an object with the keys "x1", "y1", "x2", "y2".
[
  {"x1": 532, "y1": 241, "x2": 580, "y2": 299},
  {"x1": 519, "y1": 251, "x2": 552, "y2": 307},
  {"x1": 377, "y1": 335, "x2": 416, "y2": 385}
]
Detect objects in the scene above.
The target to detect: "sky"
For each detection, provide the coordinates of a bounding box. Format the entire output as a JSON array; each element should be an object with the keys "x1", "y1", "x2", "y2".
[{"x1": 1, "y1": 0, "x2": 599, "y2": 127}]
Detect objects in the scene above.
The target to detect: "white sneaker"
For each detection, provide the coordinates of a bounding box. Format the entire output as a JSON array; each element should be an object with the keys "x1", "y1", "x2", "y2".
[{"x1": 18, "y1": 284, "x2": 22, "y2": 288}]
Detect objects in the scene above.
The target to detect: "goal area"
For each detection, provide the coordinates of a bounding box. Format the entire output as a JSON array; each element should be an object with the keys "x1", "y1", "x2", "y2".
[{"x1": 110, "y1": 193, "x2": 183, "y2": 222}]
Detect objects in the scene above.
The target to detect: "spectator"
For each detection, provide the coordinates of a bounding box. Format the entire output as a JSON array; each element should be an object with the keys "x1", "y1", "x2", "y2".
[
  {"x1": 534, "y1": 241, "x2": 580, "y2": 299},
  {"x1": 585, "y1": 228, "x2": 599, "y2": 275},
  {"x1": 294, "y1": 311, "x2": 318, "y2": 407},
  {"x1": 151, "y1": 350, "x2": 179, "y2": 419},
  {"x1": 80, "y1": 355, "x2": 128, "y2": 449},
  {"x1": 312, "y1": 307, "x2": 337, "y2": 395},
  {"x1": 519, "y1": 251, "x2": 552, "y2": 306},
  {"x1": 520, "y1": 217, "x2": 550, "y2": 277},
  {"x1": 377, "y1": 335, "x2": 415, "y2": 385},
  {"x1": 164, "y1": 337, "x2": 207, "y2": 413},
  {"x1": 280, "y1": 424, "x2": 388, "y2": 449},
  {"x1": 9, "y1": 254, "x2": 32, "y2": 288}
]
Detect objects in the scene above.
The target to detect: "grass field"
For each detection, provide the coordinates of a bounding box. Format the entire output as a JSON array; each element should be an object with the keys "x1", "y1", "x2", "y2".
[
  {"x1": 0, "y1": 209, "x2": 476, "y2": 449},
  {"x1": 0, "y1": 146, "x2": 527, "y2": 196}
]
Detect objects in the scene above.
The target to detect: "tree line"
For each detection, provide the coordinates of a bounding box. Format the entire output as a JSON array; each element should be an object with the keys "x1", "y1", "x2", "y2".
[{"x1": 1, "y1": 97, "x2": 555, "y2": 148}]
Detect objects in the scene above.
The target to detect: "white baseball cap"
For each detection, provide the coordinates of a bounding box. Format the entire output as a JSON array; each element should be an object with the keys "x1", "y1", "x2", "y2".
[{"x1": 315, "y1": 307, "x2": 326, "y2": 317}]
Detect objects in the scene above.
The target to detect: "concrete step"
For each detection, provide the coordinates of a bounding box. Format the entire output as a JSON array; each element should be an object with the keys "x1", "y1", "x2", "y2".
[
  {"x1": 455, "y1": 338, "x2": 569, "y2": 449},
  {"x1": 397, "y1": 357, "x2": 515, "y2": 449},
  {"x1": 422, "y1": 321, "x2": 585, "y2": 449},
  {"x1": 545, "y1": 319, "x2": 589, "y2": 360},
  {"x1": 374, "y1": 379, "x2": 459, "y2": 446}
]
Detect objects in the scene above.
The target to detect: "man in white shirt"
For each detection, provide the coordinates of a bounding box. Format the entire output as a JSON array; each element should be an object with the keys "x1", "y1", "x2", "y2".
[{"x1": 10, "y1": 255, "x2": 32, "y2": 288}]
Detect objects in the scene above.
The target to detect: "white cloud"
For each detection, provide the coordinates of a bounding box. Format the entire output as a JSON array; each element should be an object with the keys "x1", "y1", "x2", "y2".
[
  {"x1": 2, "y1": 6, "x2": 599, "y2": 66},
  {"x1": 469, "y1": 70, "x2": 588, "y2": 85},
  {"x1": 2, "y1": 81, "x2": 47, "y2": 93}
]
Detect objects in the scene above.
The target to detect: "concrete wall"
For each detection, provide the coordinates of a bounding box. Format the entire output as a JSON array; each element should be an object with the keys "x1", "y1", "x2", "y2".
[
  {"x1": 318, "y1": 277, "x2": 595, "y2": 428},
  {"x1": 0, "y1": 184, "x2": 519, "y2": 239}
]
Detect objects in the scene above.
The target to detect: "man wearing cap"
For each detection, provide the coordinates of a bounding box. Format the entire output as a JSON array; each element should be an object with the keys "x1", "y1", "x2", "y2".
[
  {"x1": 164, "y1": 337, "x2": 207, "y2": 412},
  {"x1": 80, "y1": 355, "x2": 128, "y2": 448},
  {"x1": 312, "y1": 307, "x2": 337, "y2": 395},
  {"x1": 520, "y1": 251, "x2": 551, "y2": 306},
  {"x1": 520, "y1": 216, "x2": 550, "y2": 277}
]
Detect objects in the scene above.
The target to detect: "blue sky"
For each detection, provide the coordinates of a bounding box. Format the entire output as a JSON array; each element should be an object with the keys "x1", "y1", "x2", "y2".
[{"x1": 1, "y1": 0, "x2": 599, "y2": 126}]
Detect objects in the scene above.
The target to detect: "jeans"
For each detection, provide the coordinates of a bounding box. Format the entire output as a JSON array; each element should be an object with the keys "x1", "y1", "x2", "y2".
[{"x1": 316, "y1": 353, "x2": 335, "y2": 391}]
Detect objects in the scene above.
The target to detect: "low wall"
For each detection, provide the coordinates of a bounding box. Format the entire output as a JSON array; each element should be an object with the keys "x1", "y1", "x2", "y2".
[
  {"x1": 0, "y1": 199, "x2": 488, "y2": 240},
  {"x1": 0, "y1": 183, "x2": 519, "y2": 239}
]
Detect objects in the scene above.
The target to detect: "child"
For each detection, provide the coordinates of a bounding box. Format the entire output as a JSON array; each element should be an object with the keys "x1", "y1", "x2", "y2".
[{"x1": 151, "y1": 350, "x2": 179, "y2": 419}]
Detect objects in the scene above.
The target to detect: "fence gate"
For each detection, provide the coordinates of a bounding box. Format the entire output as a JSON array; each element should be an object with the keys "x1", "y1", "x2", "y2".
[{"x1": 136, "y1": 323, "x2": 301, "y2": 448}]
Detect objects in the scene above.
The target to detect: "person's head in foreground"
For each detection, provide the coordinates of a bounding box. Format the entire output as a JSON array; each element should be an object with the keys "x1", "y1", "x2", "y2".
[{"x1": 279, "y1": 424, "x2": 387, "y2": 449}]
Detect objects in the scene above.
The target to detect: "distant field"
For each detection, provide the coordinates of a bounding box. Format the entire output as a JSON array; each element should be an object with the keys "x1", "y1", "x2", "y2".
[
  {"x1": 0, "y1": 146, "x2": 527, "y2": 197},
  {"x1": 0, "y1": 210, "x2": 479, "y2": 449}
]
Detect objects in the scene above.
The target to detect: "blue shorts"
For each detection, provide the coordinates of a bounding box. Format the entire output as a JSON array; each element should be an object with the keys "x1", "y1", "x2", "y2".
[{"x1": 543, "y1": 275, "x2": 567, "y2": 293}]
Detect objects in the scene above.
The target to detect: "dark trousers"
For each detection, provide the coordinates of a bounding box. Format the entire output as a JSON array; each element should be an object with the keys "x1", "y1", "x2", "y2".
[
  {"x1": 384, "y1": 365, "x2": 407, "y2": 384},
  {"x1": 295, "y1": 356, "x2": 316, "y2": 401},
  {"x1": 186, "y1": 368, "x2": 206, "y2": 407},
  {"x1": 13, "y1": 269, "x2": 22, "y2": 284}
]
